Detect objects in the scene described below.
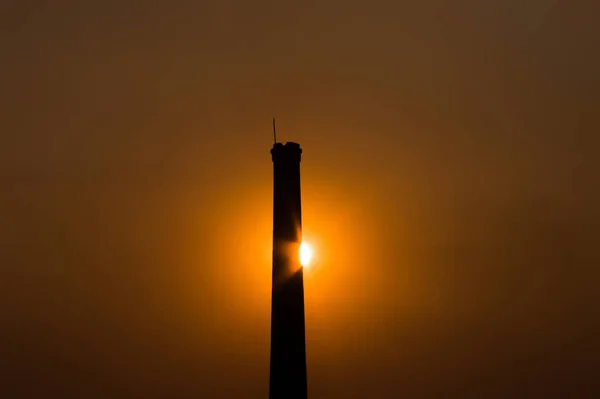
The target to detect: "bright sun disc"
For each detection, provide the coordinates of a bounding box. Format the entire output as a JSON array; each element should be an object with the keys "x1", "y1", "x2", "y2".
[{"x1": 299, "y1": 242, "x2": 313, "y2": 267}]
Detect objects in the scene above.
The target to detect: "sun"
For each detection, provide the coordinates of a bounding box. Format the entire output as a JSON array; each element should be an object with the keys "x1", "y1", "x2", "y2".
[{"x1": 299, "y1": 242, "x2": 313, "y2": 267}]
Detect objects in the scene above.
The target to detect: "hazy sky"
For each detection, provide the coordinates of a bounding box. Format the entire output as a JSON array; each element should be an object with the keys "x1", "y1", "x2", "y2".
[{"x1": 1, "y1": 1, "x2": 599, "y2": 397}]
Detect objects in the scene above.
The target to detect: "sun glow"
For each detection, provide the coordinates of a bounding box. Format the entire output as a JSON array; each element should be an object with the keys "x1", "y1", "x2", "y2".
[{"x1": 299, "y1": 242, "x2": 313, "y2": 267}]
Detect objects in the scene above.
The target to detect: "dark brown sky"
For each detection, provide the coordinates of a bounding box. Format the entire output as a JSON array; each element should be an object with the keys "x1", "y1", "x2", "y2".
[{"x1": 1, "y1": 1, "x2": 599, "y2": 397}]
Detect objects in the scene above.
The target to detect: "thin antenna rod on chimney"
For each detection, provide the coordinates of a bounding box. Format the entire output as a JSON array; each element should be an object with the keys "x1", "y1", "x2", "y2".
[{"x1": 273, "y1": 117, "x2": 277, "y2": 144}]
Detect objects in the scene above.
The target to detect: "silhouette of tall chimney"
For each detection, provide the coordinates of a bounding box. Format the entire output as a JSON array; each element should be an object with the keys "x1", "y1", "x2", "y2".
[{"x1": 269, "y1": 141, "x2": 307, "y2": 399}]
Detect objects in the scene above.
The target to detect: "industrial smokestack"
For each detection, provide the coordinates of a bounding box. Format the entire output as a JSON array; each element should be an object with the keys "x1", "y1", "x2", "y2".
[{"x1": 269, "y1": 141, "x2": 307, "y2": 399}]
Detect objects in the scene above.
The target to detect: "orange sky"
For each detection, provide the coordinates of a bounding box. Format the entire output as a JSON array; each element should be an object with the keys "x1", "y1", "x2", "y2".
[{"x1": 1, "y1": 1, "x2": 600, "y2": 397}]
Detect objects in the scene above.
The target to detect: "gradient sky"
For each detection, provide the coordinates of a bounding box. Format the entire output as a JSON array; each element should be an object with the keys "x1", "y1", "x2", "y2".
[{"x1": 1, "y1": 1, "x2": 599, "y2": 397}]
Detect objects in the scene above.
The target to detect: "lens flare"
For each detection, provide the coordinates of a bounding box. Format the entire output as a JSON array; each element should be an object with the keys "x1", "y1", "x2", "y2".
[{"x1": 299, "y1": 242, "x2": 313, "y2": 267}]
